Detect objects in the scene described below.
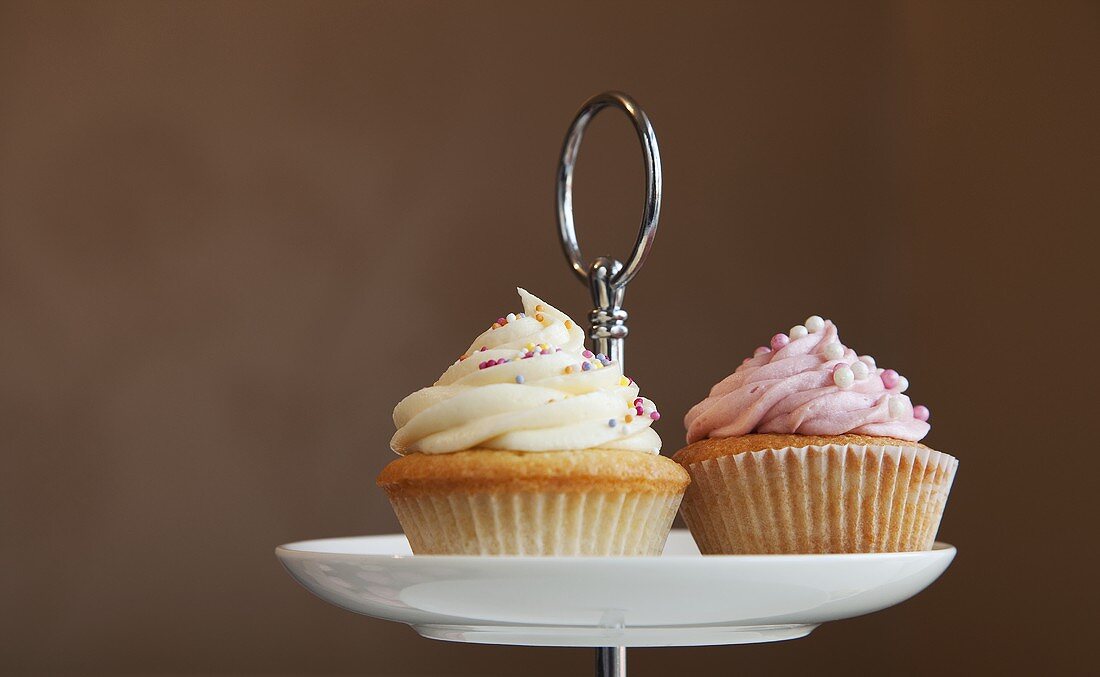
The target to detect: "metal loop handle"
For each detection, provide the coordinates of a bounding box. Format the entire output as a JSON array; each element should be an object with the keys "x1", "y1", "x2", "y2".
[{"x1": 556, "y1": 91, "x2": 663, "y2": 291}]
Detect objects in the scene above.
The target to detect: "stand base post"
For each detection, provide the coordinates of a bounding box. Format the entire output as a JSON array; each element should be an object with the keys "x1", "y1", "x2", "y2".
[{"x1": 596, "y1": 646, "x2": 626, "y2": 677}]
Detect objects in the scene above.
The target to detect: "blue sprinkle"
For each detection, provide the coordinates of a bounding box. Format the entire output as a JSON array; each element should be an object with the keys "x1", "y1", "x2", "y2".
[
  {"x1": 581, "y1": 362, "x2": 592, "y2": 371},
  {"x1": 607, "y1": 419, "x2": 617, "y2": 427},
  {"x1": 515, "y1": 375, "x2": 525, "y2": 384}
]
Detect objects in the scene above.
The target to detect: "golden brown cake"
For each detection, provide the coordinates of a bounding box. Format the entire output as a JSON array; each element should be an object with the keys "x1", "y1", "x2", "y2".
[{"x1": 379, "y1": 449, "x2": 688, "y2": 555}]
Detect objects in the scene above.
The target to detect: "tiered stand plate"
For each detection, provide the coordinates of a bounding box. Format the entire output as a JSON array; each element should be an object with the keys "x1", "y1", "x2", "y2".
[{"x1": 276, "y1": 529, "x2": 955, "y2": 647}]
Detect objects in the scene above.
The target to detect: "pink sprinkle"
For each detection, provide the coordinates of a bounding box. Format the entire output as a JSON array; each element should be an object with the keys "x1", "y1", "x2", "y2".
[
  {"x1": 478, "y1": 361, "x2": 487, "y2": 369},
  {"x1": 754, "y1": 346, "x2": 771, "y2": 357},
  {"x1": 770, "y1": 333, "x2": 789, "y2": 351},
  {"x1": 649, "y1": 412, "x2": 661, "y2": 421},
  {"x1": 636, "y1": 406, "x2": 644, "y2": 416},
  {"x1": 633, "y1": 398, "x2": 643, "y2": 406},
  {"x1": 881, "y1": 369, "x2": 900, "y2": 389},
  {"x1": 541, "y1": 349, "x2": 551, "y2": 355},
  {"x1": 913, "y1": 405, "x2": 930, "y2": 422},
  {"x1": 582, "y1": 350, "x2": 594, "y2": 358},
  {"x1": 479, "y1": 346, "x2": 488, "y2": 352},
  {"x1": 496, "y1": 318, "x2": 506, "y2": 325}
]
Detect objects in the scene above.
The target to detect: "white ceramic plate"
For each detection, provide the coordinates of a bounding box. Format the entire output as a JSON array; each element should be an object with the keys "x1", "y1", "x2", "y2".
[{"x1": 276, "y1": 529, "x2": 955, "y2": 647}]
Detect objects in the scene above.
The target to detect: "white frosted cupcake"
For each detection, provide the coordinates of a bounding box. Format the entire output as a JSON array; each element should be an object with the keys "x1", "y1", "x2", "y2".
[
  {"x1": 378, "y1": 288, "x2": 688, "y2": 555},
  {"x1": 674, "y1": 316, "x2": 957, "y2": 554}
]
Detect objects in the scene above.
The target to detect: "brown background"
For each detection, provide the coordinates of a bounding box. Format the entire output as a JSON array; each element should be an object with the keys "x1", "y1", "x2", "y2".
[{"x1": 2, "y1": 1, "x2": 1097, "y2": 675}]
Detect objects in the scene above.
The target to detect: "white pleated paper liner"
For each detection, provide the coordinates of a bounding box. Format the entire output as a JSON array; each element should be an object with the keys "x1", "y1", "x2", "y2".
[
  {"x1": 678, "y1": 444, "x2": 957, "y2": 554},
  {"x1": 387, "y1": 488, "x2": 684, "y2": 555}
]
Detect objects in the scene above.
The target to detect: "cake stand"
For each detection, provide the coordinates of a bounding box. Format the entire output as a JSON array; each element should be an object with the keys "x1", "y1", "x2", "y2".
[
  {"x1": 277, "y1": 529, "x2": 956, "y2": 651},
  {"x1": 276, "y1": 92, "x2": 958, "y2": 676}
]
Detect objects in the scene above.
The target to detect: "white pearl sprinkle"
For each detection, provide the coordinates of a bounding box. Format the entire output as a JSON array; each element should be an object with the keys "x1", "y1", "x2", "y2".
[
  {"x1": 888, "y1": 395, "x2": 908, "y2": 418},
  {"x1": 506, "y1": 313, "x2": 516, "y2": 322},
  {"x1": 823, "y1": 343, "x2": 844, "y2": 360},
  {"x1": 805, "y1": 315, "x2": 825, "y2": 333},
  {"x1": 789, "y1": 325, "x2": 808, "y2": 340},
  {"x1": 895, "y1": 376, "x2": 910, "y2": 393},
  {"x1": 833, "y1": 365, "x2": 854, "y2": 389},
  {"x1": 851, "y1": 361, "x2": 870, "y2": 380},
  {"x1": 860, "y1": 355, "x2": 876, "y2": 369}
]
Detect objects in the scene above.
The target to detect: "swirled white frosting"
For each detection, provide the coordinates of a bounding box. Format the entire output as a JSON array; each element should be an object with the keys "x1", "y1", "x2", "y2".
[{"x1": 390, "y1": 289, "x2": 661, "y2": 455}]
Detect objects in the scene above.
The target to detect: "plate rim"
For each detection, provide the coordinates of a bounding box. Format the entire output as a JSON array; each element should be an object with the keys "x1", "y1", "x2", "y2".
[{"x1": 276, "y1": 532, "x2": 956, "y2": 563}]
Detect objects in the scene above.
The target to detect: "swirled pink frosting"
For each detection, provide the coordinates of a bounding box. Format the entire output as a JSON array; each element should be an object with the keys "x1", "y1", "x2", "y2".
[{"x1": 685, "y1": 318, "x2": 931, "y2": 443}]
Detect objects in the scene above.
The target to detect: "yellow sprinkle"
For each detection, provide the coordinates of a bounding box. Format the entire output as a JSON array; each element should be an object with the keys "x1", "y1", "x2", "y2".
[
  {"x1": 535, "y1": 304, "x2": 545, "y2": 312},
  {"x1": 492, "y1": 323, "x2": 501, "y2": 329},
  {"x1": 535, "y1": 313, "x2": 545, "y2": 322},
  {"x1": 625, "y1": 414, "x2": 634, "y2": 423},
  {"x1": 619, "y1": 376, "x2": 629, "y2": 386},
  {"x1": 564, "y1": 366, "x2": 574, "y2": 374},
  {"x1": 525, "y1": 342, "x2": 535, "y2": 350},
  {"x1": 565, "y1": 320, "x2": 573, "y2": 329}
]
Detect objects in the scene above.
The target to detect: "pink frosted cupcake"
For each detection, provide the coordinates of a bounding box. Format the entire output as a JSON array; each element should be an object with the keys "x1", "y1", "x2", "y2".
[{"x1": 673, "y1": 315, "x2": 957, "y2": 554}]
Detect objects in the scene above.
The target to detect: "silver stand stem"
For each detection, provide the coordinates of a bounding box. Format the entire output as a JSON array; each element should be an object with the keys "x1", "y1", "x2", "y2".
[
  {"x1": 596, "y1": 646, "x2": 627, "y2": 677},
  {"x1": 555, "y1": 91, "x2": 663, "y2": 677}
]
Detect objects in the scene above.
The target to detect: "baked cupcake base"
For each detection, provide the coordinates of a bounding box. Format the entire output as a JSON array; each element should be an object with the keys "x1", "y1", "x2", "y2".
[
  {"x1": 673, "y1": 434, "x2": 957, "y2": 554},
  {"x1": 377, "y1": 449, "x2": 689, "y2": 555}
]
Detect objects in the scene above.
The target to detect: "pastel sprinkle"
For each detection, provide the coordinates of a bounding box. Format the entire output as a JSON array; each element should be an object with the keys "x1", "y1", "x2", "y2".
[
  {"x1": 789, "y1": 324, "x2": 808, "y2": 340},
  {"x1": 479, "y1": 346, "x2": 488, "y2": 352},
  {"x1": 491, "y1": 323, "x2": 501, "y2": 329},
  {"x1": 608, "y1": 419, "x2": 617, "y2": 427},
  {"x1": 881, "y1": 369, "x2": 900, "y2": 389},
  {"x1": 496, "y1": 317, "x2": 506, "y2": 325},
  {"x1": 515, "y1": 375, "x2": 525, "y2": 384},
  {"x1": 895, "y1": 376, "x2": 910, "y2": 393},
  {"x1": 582, "y1": 350, "x2": 594, "y2": 358},
  {"x1": 833, "y1": 364, "x2": 854, "y2": 388},
  {"x1": 625, "y1": 414, "x2": 634, "y2": 423},
  {"x1": 535, "y1": 313, "x2": 545, "y2": 322},
  {"x1": 582, "y1": 362, "x2": 593, "y2": 371},
  {"x1": 506, "y1": 313, "x2": 516, "y2": 322},
  {"x1": 823, "y1": 342, "x2": 844, "y2": 360},
  {"x1": 913, "y1": 405, "x2": 930, "y2": 422},
  {"x1": 770, "y1": 333, "x2": 789, "y2": 351},
  {"x1": 805, "y1": 315, "x2": 825, "y2": 333},
  {"x1": 535, "y1": 304, "x2": 545, "y2": 311},
  {"x1": 636, "y1": 406, "x2": 644, "y2": 416},
  {"x1": 754, "y1": 346, "x2": 771, "y2": 357},
  {"x1": 649, "y1": 411, "x2": 661, "y2": 420},
  {"x1": 633, "y1": 398, "x2": 643, "y2": 406},
  {"x1": 564, "y1": 320, "x2": 573, "y2": 329},
  {"x1": 564, "y1": 365, "x2": 574, "y2": 374},
  {"x1": 619, "y1": 376, "x2": 629, "y2": 386},
  {"x1": 851, "y1": 360, "x2": 870, "y2": 380}
]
